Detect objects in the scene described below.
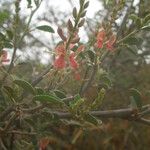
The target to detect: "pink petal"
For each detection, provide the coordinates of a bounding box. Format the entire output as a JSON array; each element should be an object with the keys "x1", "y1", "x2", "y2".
[
  {"x1": 54, "y1": 55, "x2": 66, "y2": 69},
  {"x1": 69, "y1": 53, "x2": 78, "y2": 69}
]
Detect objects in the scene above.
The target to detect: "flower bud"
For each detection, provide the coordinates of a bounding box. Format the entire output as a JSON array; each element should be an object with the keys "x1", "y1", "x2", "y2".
[
  {"x1": 67, "y1": 19, "x2": 74, "y2": 31},
  {"x1": 73, "y1": 7, "x2": 77, "y2": 19},
  {"x1": 71, "y1": 37, "x2": 80, "y2": 44},
  {"x1": 57, "y1": 27, "x2": 67, "y2": 41}
]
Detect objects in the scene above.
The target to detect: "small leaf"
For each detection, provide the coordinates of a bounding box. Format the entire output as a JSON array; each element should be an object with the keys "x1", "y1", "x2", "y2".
[
  {"x1": 84, "y1": 114, "x2": 102, "y2": 126},
  {"x1": 105, "y1": 0, "x2": 110, "y2": 5},
  {"x1": 87, "y1": 49, "x2": 96, "y2": 62},
  {"x1": 33, "y1": 95, "x2": 63, "y2": 105},
  {"x1": 0, "y1": 32, "x2": 6, "y2": 40},
  {"x1": 143, "y1": 14, "x2": 150, "y2": 24},
  {"x1": 130, "y1": 88, "x2": 142, "y2": 109},
  {"x1": 67, "y1": 19, "x2": 74, "y2": 31},
  {"x1": 130, "y1": 96, "x2": 138, "y2": 110},
  {"x1": 27, "y1": 0, "x2": 32, "y2": 8},
  {"x1": 129, "y1": 14, "x2": 142, "y2": 28},
  {"x1": 0, "y1": 11, "x2": 9, "y2": 24},
  {"x1": 73, "y1": 7, "x2": 77, "y2": 19},
  {"x1": 78, "y1": 18, "x2": 85, "y2": 27},
  {"x1": 3, "y1": 86, "x2": 16, "y2": 98},
  {"x1": 6, "y1": 30, "x2": 13, "y2": 40},
  {"x1": 141, "y1": 25, "x2": 150, "y2": 31},
  {"x1": 124, "y1": 37, "x2": 143, "y2": 46},
  {"x1": 84, "y1": 1, "x2": 89, "y2": 9},
  {"x1": 35, "y1": 87, "x2": 45, "y2": 95},
  {"x1": 53, "y1": 90, "x2": 66, "y2": 99},
  {"x1": 69, "y1": 94, "x2": 84, "y2": 110},
  {"x1": 4, "y1": 41, "x2": 13, "y2": 48},
  {"x1": 129, "y1": 14, "x2": 139, "y2": 22},
  {"x1": 80, "y1": 11, "x2": 87, "y2": 18},
  {"x1": 14, "y1": 79, "x2": 35, "y2": 95},
  {"x1": 100, "y1": 75, "x2": 112, "y2": 88},
  {"x1": 36, "y1": 25, "x2": 55, "y2": 33},
  {"x1": 92, "y1": 88, "x2": 106, "y2": 109}
]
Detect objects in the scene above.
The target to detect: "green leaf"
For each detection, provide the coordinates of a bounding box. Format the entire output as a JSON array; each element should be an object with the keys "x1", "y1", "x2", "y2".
[
  {"x1": 6, "y1": 30, "x2": 13, "y2": 40},
  {"x1": 36, "y1": 25, "x2": 55, "y2": 33},
  {"x1": 13, "y1": 79, "x2": 35, "y2": 95},
  {"x1": 0, "y1": 32, "x2": 6, "y2": 40},
  {"x1": 124, "y1": 37, "x2": 143, "y2": 46},
  {"x1": 3, "y1": 86, "x2": 16, "y2": 99},
  {"x1": 35, "y1": 87, "x2": 45, "y2": 95},
  {"x1": 1, "y1": 86, "x2": 15, "y2": 102},
  {"x1": 129, "y1": 14, "x2": 139, "y2": 22},
  {"x1": 100, "y1": 75, "x2": 112, "y2": 88},
  {"x1": 130, "y1": 88, "x2": 142, "y2": 109},
  {"x1": 129, "y1": 14, "x2": 142, "y2": 28},
  {"x1": 141, "y1": 25, "x2": 150, "y2": 31},
  {"x1": 69, "y1": 94, "x2": 84, "y2": 110},
  {"x1": 84, "y1": 114, "x2": 102, "y2": 126},
  {"x1": 27, "y1": 0, "x2": 32, "y2": 8},
  {"x1": 105, "y1": 0, "x2": 110, "y2": 5},
  {"x1": 143, "y1": 14, "x2": 150, "y2": 24},
  {"x1": 4, "y1": 41, "x2": 13, "y2": 48},
  {"x1": 92, "y1": 88, "x2": 106, "y2": 109},
  {"x1": 33, "y1": 95, "x2": 63, "y2": 105},
  {"x1": 0, "y1": 11, "x2": 9, "y2": 24},
  {"x1": 87, "y1": 49, "x2": 95, "y2": 62},
  {"x1": 53, "y1": 90, "x2": 66, "y2": 99},
  {"x1": 130, "y1": 96, "x2": 138, "y2": 110}
]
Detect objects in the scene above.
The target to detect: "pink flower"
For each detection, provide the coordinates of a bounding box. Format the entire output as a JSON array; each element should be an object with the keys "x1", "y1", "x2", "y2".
[
  {"x1": 0, "y1": 50, "x2": 10, "y2": 63},
  {"x1": 96, "y1": 28, "x2": 106, "y2": 48},
  {"x1": 54, "y1": 55, "x2": 66, "y2": 69},
  {"x1": 106, "y1": 35, "x2": 116, "y2": 51},
  {"x1": 53, "y1": 42, "x2": 81, "y2": 73},
  {"x1": 69, "y1": 52, "x2": 78, "y2": 69},
  {"x1": 55, "y1": 43, "x2": 66, "y2": 56},
  {"x1": 77, "y1": 45, "x2": 85, "y2": 52}
]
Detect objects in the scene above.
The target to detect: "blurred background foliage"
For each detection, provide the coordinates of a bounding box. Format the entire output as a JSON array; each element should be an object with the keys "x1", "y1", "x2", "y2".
[{"x1": 0, "y1": 0, "x2": 150, "y2": 149}]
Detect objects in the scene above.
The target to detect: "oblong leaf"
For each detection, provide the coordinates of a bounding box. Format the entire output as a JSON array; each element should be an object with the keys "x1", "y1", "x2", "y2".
[
  {"x1": 84, "y1": 114, "x2": 102, "y2": 126},
  {"x1": 36, "y1": 25, "x2": 55, "y2": 33},
  {"x1": 14, "y1": 79, "x2": 35, "y2": 95},
  {"x1": 130, "y1": 88, "x2": 142, "y2": 109}
]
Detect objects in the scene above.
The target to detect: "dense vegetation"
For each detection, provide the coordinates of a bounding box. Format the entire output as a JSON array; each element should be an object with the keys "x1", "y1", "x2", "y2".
[{"x1": 0, "y1": 0, "x2": 150, "y2": 149}]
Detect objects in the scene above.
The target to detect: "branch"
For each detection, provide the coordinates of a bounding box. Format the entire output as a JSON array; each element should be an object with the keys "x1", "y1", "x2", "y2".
[
  {"x1": 7, "y1": 130, "x2": 36, "y2": 136},
  {"x1": 80, "y1": 64, "x2": 97, "y2": 96},
  {"x1": 116, "y1": 0, "x2": 134, "y2": 40},
  {"x1": 21, "y1": 103, "x2": 150, "y2": 126},
  {"x1": 31, "y1": 65, "x2": 52, "y2": 86},
  {"x1": 0, "y1": 138, "x2": 8, "y2": 150},
  {"x1": 137, "y1": 118, "x2": 150, "y2": 126}
]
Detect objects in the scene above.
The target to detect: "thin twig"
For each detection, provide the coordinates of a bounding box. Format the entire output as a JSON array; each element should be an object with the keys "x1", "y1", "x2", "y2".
[
  {"x1": 137, "y1": 118, "x2": 150, "y2": 126},
  {"x1": 31, "y1": 65, "x2": 52, "y2": 86},
  {"x1": 0, "y1": 138, "x2": 8, "y2": 150},
  {"x1": 7, "y1": 130, "x2": 36, "y2": 136},
  {"x1": 80, "y1": 64, "x2": 97, "y2": 96}
]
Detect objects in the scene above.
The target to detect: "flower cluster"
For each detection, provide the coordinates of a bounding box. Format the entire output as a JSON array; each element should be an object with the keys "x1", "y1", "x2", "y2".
[
  {"x1": 95, "y1": 28, "x2": 116, "y2": 51},
  {"x1": 53, "y1": 42, "x2": 85, "y2": 80}
]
